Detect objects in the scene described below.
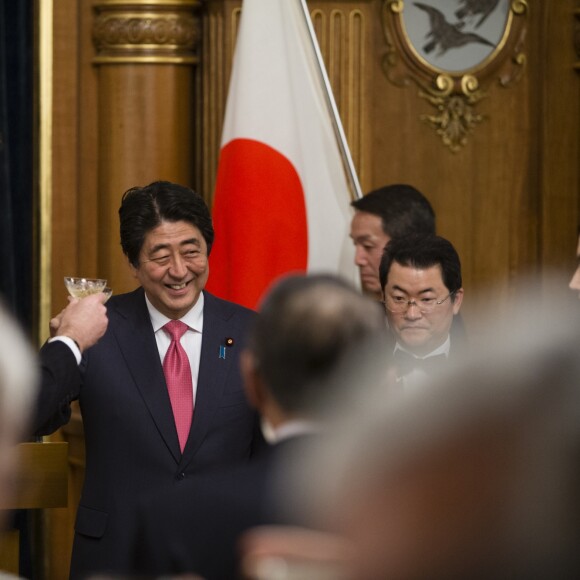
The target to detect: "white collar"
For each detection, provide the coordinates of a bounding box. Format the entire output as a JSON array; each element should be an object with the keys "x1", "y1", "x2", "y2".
[
  {"x1": 394, "y1": 334, "x2": 450, "y2": 360},
  {"x1": 145, "y1": 291, "x2": 204, "y2": 333},
  {"x1": 261, "y1": 418, "x2": 319, "y2": 444}
]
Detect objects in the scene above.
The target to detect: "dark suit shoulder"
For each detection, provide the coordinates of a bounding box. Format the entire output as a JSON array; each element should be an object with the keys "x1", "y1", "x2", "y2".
[
  {"x1": 203, "y1": 291, "x2": 256, "y2": 320},
  {"x1": 105, "y1": 287, "x2": 146, "y2": 317}
]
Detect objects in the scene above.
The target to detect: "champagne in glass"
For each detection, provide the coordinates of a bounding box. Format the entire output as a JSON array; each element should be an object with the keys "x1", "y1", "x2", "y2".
[{"x1": 64, "y1": 277, "x2": 108, "y2": 298}]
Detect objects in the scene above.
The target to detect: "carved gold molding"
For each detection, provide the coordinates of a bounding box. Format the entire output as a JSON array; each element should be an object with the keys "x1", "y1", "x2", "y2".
[
  {"x1": 381, "y1": 0, "x2": 528, "y2": 152},
  {"x1": 39, "y1": 0, "x2": 53, "y2": 343},
  {"x1": 574, "y1": 8, "x2": 580, "y2": 71},
  {"x1": 92, "y1": 0, "x2": 201, "y2": 65},
  {"x1": 419, "y1": 87, "x2": 486, "y2": 154}
]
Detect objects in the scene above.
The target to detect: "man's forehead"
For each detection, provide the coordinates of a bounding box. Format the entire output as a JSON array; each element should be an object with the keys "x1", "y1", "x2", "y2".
[
  {"x1": 387, "y1": 262, "x2": 445, "y2": 286},
  {"x1": 140, "y1": 221, "x2": 206, "y2": 252},
  {"x1": 350, "y1": 212, "x2": 388, "y2": 238},
  {"x1": 350, "y1": 231, "x2": 382, "y2": 242}
]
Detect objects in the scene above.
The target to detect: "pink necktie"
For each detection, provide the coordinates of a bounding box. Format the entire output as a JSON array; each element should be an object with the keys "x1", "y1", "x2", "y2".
[{"x1": 162, "y1": 320, "x2": 194, "y2": 452}]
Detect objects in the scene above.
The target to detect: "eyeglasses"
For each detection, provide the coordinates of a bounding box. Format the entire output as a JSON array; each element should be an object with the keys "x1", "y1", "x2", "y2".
[{"x1": 382, "y1": 292, "x2": 455, "y2": 314}]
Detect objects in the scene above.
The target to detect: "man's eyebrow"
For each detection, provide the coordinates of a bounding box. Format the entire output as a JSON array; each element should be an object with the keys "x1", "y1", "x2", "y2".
[
  {"x1": 180, "y1": 238, "x2": 201, "y2": 248},
  {"x1": 390, "y1": 284, "x2": 437, "y2": 295},
  {"x1": 149, "y1": 243, "x2": 170, "y2": 255},
  {"x1": 149, "y1": 238, "x2": 201, "y2": 254}
]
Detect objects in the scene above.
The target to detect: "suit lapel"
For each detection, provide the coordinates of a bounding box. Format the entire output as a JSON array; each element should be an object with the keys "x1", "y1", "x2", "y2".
[
  {"x1": 110, "y1": 288, "x2": 181, "y2": 462},
  {"x1": 180, "y1": 292, "x2": 235, "y2": 468}
]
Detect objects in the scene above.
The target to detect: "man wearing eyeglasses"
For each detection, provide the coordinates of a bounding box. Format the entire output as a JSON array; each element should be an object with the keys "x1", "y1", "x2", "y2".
[{"x1": 379, "y1": 234, "x2": 464, "y2": 384}]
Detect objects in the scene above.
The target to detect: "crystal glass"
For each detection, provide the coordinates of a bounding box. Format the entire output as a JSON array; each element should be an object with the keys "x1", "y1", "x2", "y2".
[{"x1": 64, "y1": 277, "x2": 108, "y2": 298}]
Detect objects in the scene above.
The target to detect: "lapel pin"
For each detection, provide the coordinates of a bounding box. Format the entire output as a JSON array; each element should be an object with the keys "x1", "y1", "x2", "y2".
[{"x1": 220, "y1": 338, "x2": 234, "y2": 360}]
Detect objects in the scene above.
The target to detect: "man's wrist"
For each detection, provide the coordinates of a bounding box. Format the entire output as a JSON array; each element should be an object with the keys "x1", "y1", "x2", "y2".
[{"x1": 48, "y1": 335, "x2": 82, "y2": 365}]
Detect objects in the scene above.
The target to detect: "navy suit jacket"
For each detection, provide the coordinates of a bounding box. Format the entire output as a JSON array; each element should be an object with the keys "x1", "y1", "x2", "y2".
[
  {"x1": 35, "y1": 288, "x2": 260, "y2": 579},
  {"x1": 130, "y1": 434, "x2": 317, "y2": 580}
]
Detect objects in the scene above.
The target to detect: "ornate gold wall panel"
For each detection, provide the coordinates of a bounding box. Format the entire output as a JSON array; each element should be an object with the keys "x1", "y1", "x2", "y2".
[
  {"x1": 368, "y1": 0, "x2": 579, "y2": 315},
  {"x1": 381, "y1": 0, "x2": 529, "y2": 152},
  {"x1": 311, "y1": 6, "x2": 369, "y2": 187},
  {"x1": 194, "y1": 1, "x2": 237, "y2": 201},
  {"x1": 92, "y1": 0, "x2": 202, "y2": 294},
  {"x1": 92, "y1": 0, "x2": 201, "y2": 64}
]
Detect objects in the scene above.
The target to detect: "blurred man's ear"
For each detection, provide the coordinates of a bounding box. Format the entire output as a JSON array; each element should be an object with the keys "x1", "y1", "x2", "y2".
[
  {"x1": 452, "y1": 288, "x2": 464, "y2": 315},
  {"x1": 241, "y1": 349, "x2": 267, "y2": 413}
]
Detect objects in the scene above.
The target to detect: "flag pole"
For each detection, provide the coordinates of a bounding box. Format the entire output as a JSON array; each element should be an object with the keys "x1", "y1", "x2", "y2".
[{"x1": 298, "y1": 0, "x2": 363, "y2": 200}]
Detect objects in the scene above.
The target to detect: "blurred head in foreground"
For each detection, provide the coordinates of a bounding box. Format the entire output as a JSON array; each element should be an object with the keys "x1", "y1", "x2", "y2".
[
  {"x1": 298, "y1": 276, "x2": 580, "y2": 579},
  {"x1": 243, "y1": 273, "x2": 386, "y2": 436},
  {"x1": 0, "y1": 301, "x2": 38, "y2": 524},
  {"x1": 570, "y1": 229, "x2": 580, "y2": 298}
]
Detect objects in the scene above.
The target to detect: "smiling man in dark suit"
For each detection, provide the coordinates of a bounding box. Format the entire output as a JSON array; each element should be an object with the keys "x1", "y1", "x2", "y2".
[
  {"x1": 129, "y1": 273, "x2": 386, "y2": 580},
  {"x1": 34, "y1": 181, "x2": 260, "y2": 579}
]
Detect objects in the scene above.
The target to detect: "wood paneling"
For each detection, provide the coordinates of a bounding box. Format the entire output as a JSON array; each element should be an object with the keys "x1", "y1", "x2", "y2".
[
  {"x1": 368, "y1": 0, "x2": 579, "y2": 317},
  {"x1": 96, "y1": 63, "x2": 196, "y2": 293},
  {"x1": 0, "y1": 443, "x2": 68, "y2": 510},
  {"x1": 42, "y1": 0, "x2": 580, "y2": 578},
  {"x1": 538, "y1": 1, "x2": 580, "y2": 272},
  {"x1": 0, "y1": 530, "x2": 19, "y2": 575}
]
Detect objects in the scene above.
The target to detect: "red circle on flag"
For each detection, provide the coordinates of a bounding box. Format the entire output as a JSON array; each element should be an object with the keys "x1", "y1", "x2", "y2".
[{"x1": 206, "y1": 138, "x2": 308, "y2": 309}]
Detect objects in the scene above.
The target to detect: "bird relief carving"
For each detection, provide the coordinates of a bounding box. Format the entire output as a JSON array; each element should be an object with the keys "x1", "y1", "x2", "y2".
[
  {"x1": 407, "y1": 0, "x2": 508, "y2": 71},
  {"x1": 382, "y1": 0, "x2": 528, "y2": 152}
]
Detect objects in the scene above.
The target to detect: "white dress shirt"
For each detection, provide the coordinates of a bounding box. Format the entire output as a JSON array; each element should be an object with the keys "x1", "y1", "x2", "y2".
[
  {"x1": 146, "y1": 292, "x2": 204, "y2": 403},
  {"x1": 394, "y1": 335, "x2": 450, "y2": 389}
]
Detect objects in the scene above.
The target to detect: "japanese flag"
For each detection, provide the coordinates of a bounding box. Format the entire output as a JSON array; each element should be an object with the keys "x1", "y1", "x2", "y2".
[{"x1": 206, "y1": 0, "x2": 357, "y2": 309}]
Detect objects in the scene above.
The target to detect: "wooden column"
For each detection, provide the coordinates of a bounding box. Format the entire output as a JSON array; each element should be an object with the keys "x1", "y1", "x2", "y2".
[{"x1": 92, "y1": 0, "x2": 201, "y2": 293}]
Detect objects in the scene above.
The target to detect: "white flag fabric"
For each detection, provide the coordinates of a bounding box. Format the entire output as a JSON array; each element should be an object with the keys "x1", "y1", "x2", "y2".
[{"x1": 206, "y1": 0, "x2": 357, "y2": 309}]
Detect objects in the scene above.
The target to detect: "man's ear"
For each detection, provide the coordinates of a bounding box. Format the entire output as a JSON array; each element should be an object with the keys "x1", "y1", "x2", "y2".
[
  {"x1": 240, "y1": 349, "x2": 267, "y2": 412},
  {"x1": 452, "y1": 288, "x2": 464, "y2": 315},
  {"x1": 127, "y1": 256, "x2": 139, "y2": 279}
]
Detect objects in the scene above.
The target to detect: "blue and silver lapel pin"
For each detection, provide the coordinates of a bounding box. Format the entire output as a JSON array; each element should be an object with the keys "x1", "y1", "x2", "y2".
[{"x1": 219, "y1": 337, "x2": 235, "y2": 359}]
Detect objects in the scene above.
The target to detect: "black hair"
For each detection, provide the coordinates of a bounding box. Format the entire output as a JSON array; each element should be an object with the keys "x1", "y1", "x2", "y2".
[
  {"x1": 119, "y1": 181, "x2": 214, "y2": 267},
  {"x1": 351, "y1": 184, "x2": 436, "y2": 238},
  {"x1": 379, "y1": 234, "x2": 462, "y2": 298}
]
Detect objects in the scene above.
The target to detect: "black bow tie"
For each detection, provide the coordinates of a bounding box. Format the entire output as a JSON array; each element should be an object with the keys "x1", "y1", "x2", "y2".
[{"x1": 393, "y1": 350, "x2": 448, "y2": 378}]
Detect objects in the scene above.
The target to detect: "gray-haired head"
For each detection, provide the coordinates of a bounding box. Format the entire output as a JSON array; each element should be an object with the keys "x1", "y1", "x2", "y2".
[{"x1": 248, "y1": 273, "x2": 386, "y2": 418}]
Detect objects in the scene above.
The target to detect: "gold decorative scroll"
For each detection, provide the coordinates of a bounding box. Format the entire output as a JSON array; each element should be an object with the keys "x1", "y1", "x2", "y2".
[
  {"x1": 381, "y1": 0, "x2": 529, "y2": 152},
  {"x1": 419, "y1": 83, "x2": 486, "y2": 154},
  {"x1": 92, "y1": 0, "x2": 201, "y2": 65}
]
